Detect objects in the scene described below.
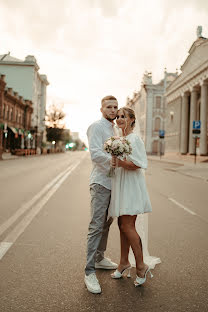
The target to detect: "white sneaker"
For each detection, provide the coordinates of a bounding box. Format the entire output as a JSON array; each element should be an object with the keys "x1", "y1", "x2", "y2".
[
  {"x1": 95, "y1": 257, "x2": 118, "y2": 270},
  {"x1": 84, "y1": 273, "x2": 101, "y2": 294}
]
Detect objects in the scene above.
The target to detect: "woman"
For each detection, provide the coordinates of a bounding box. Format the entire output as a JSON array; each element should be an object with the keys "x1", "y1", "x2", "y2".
[{"x1": 108, "y1": 107, "x2": 154, "y2": 286}]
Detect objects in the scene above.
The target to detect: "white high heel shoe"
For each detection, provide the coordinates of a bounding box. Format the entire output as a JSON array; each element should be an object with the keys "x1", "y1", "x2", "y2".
[
  {"x1": 134, "y1": 267, "x2": 153, "y2": 286},
  {"x1": 111, "y1": 266, "x2": 131, "y2": 279}
]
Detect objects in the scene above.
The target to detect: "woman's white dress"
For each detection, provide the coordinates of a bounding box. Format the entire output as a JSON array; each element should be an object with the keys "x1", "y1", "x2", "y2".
[
  {"x1": 108, "y1": 132, "x2": 161, "y2": 269},
  {"x1": 108, "y1": 133, "x2": 152, "y2": 217}
]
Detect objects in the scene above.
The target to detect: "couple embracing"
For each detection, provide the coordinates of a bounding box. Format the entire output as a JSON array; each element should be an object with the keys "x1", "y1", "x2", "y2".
[{"x1": 84, "y1": 95, "x2": 160, "y2": 294}]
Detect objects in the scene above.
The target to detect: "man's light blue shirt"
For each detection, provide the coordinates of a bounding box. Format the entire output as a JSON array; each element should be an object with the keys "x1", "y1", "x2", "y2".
[{"x1": 87, "y1": 117, "x2": 114, "y2": 190}]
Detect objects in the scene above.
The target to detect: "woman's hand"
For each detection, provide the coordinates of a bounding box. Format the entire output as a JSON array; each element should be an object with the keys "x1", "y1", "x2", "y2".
[
  {"x1": 117, "y1": 158, "x2": 140, "y2": 170},
  {"x1": 111, "y1": 156, "x2": 140, "y2": 170}
]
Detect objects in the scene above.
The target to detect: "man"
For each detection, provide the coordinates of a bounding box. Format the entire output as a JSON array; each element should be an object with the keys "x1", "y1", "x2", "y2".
[{"x1": 84, "y1": 95, "x2": 118, "y2": 294}]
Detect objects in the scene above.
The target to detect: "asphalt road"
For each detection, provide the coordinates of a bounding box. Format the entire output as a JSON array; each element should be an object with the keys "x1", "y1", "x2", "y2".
[{"x1": 0, "y1": 152, "x2": 207, "y2": 312}]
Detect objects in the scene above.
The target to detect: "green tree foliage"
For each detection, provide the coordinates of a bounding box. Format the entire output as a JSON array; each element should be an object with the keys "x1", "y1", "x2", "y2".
[{"x1": 46, "y1": 128, "x2": 71, "y2": 143}]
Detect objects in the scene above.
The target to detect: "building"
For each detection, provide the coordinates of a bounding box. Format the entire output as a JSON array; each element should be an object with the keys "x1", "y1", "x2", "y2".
[
  {"x1": 0, "y1": 53, "x2": 49, "y2": 152},
  {"x1": 127, "y1": 70, "x2": 177, "y2": 154},
  {"x1": 165, "y1": 26, "x2": 208, "y2": 156},
  {"x1": 70, "y1": 132, "x2": 80, "y2": 141},
  {"x1": 0, "y1": 74, "x2": 33, "y2": 158}
]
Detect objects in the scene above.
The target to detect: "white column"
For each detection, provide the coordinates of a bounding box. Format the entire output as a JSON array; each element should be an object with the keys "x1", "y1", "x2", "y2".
[
  {"x1": 21, "y1": 136, "x2": 24, "y2": 149},
  {"x1": 199, "y1": 81, "x2": 208, "y2": 155},
  {"x1": 189, "y1": 87, "x2": 198, "y2": 154},
  {"x1": 180, "y1": 93, "x2": 189, "y2": 154}
]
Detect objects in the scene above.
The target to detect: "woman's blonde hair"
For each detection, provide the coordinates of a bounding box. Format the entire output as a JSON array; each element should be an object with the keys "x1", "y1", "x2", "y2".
[{"x1": 118, "y1": 106, "x2": 136, "y2": 128}]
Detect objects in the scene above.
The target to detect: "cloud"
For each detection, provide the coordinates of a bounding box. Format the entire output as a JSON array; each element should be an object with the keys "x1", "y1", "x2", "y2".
[{"x1": 0, "y1": 0, "x2": 208, "y2": 141}]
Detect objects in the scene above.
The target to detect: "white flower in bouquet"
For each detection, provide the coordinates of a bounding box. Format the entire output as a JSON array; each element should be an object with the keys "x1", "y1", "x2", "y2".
[{"x1": 104, "y1": 136, "x2": 132, "y2": 177}]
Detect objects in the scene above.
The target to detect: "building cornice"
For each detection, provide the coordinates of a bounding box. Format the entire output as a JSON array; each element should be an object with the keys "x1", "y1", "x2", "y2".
[{"x1": 166, "y1": 61, "x2": 208, "y2": 102}]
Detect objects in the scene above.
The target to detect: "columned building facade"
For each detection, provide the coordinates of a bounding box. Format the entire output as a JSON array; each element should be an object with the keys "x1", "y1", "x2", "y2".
[
  {"x1": 165, "y1": 27, "x2": 208, "y2": 156},
  {"x1": 127, "y1": 71, "x2": 177, "y2": 154}
]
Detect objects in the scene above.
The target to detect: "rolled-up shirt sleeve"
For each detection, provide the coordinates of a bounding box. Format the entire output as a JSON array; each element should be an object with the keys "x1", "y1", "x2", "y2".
[{"x1": 87, "y1": 123, "x2": 111, "y2": 170}]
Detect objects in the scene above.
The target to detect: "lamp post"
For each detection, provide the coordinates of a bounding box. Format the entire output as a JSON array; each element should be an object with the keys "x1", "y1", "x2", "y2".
[{"x1": 52, "y1": 140, "x2": 56, "y2": 153}]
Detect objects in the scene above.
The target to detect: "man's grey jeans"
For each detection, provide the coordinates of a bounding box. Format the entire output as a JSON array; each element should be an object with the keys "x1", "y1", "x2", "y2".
[{"x1": 85, "y1": 183, "x2": 113, "y2": 276}]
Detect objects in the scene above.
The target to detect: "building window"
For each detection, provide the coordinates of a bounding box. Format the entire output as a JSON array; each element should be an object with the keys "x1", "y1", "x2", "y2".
[
  {"x1": 6, "y1": 106, "x2": 9, "y2": 120},
  {"x1": 152, "y1": 140, "x2": 158, "y2": 154},
  {"x1": 156, "y1": 96, "x2": 161, "y2": 109},
  {"x1": 10, "y1": 108, "x2": 13, "y2": 121},
  {"x1": 155, "y1": 117, "x2": 161, "y2": 131}
]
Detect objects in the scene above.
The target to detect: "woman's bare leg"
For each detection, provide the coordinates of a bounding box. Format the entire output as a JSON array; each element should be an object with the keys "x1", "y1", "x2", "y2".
[
  {"x1": 119, "y1": 215, "x2": 148, "y2": 277},
  {"x1": 117, "y1": 217, "x2": 130, "y2": 271}
]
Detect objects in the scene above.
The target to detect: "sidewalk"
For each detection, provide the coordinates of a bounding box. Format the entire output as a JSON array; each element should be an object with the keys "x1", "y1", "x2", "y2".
[
  {"x1": 1, "y1": 152, "x2": 18, "y2": 160},
  {"x1": 148, "y1": 153, "x2": 208, "y2": 182},
  {"x1": 1, "y1": 152, "x2": 40, "y2": 160}
]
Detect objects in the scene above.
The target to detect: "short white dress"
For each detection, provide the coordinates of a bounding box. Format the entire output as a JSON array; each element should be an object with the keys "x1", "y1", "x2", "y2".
[{"x1": 108, "y1": 133, "x2": 152, "y2": 217}]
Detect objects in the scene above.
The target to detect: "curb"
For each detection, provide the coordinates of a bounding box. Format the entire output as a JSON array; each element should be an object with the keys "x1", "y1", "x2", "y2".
[
  {"x1": 148, "y1": 157, "x2": 208, "y2": 182},
  {"x1": 174, "y1": 170, "x2": 208, "y2": 183},
  {"x1": 148, "y1": 157, "x2": 184, "y2": 167}
]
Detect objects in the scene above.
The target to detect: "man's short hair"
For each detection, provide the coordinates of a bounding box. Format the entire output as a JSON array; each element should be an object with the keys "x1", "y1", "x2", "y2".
[{"x1": 101, "y1": 95, "x2": 118, "y2": 106}]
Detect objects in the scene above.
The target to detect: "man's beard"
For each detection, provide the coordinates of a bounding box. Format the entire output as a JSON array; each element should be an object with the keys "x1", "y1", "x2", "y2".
[{"x1": 106, "y1": 116, "x2": 116, "y2": 122}]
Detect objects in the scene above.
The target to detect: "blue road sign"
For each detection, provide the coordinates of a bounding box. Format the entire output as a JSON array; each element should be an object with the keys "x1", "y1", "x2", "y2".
[
  {"x1": 159, "y1": 130, "x2": 165, "y2": 138},
  {"x1": 193, "y1": 120, "x2": 201, "y2": 129}
]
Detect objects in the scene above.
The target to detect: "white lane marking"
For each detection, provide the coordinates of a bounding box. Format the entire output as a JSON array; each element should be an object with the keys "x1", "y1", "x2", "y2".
[
  {"x1": 0, "y1": 160, "x2": 81, "y2": 259},
  {"x1": 0, "y1": 156, "x2": 85, "y2": 261},
  {"x1": 0, "y1": 242, "x2": 12, "y2": 259},
  {"x1": 0, "y1": 163, "x2": 75, "y2": 237},
  {"x1": 168, "y1": 198, "x2": 197, "y2": 216}
]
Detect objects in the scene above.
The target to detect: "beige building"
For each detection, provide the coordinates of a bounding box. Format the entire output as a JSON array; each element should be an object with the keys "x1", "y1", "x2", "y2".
[
  {"x1": 127, "y1": 71, "x2": 176, "y2": 154},
  {"x1": 165, "y1": 26, "x2": 208, "y2": 156},
  {"x1": 0, "y1": 53, "x2": 49, "y2": 152}
]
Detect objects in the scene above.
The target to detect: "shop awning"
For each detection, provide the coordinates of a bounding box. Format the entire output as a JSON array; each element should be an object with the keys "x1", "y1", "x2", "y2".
[
  {"x1": 9, "y1": 126, "x2": 18, "y2": 134},
  {"x1": 19, "y1": 129, "x2": 24, "y2": 135}
]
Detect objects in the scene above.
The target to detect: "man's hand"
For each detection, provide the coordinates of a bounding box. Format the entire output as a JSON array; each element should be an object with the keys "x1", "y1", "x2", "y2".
[{"x1": 111, "y1": 155, "x2": 117, "y2": 168}]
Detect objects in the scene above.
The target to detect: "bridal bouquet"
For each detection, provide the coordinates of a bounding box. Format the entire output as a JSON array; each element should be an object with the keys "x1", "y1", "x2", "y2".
[{"x1": 104, "y1": 136, "x2": 132, "y2": 177}]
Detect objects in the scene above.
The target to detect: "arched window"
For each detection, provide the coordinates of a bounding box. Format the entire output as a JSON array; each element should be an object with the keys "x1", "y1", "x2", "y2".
[
  {"x1": 156, "y1": 96, "x2": 161, "y2": 108},
  {"x1": 155, "y1": 117, "x2": 161, "y2": 131}
]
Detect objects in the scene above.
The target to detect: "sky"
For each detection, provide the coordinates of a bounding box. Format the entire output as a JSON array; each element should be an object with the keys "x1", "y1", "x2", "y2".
[{"x1": 0, "y1": 0, "x2": 208, "y2": 143}]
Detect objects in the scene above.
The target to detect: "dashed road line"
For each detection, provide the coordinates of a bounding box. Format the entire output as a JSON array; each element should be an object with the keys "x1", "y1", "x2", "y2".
[{"x1": 168, "y1": 197, "x2": 197, "y2": 216}]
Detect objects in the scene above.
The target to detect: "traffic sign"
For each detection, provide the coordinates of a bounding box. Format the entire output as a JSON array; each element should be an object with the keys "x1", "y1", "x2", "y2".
[
  {"x1": 193, "y1": 120, "x2": 201, "y2": 129},
  {"x1": 193, "y1": 129, "x2": 200, "y2": 134},
  {"x1": 159, "y1": 130, "x2": 165, "y2": 138},
  {"x1": 193, "y1": 120, "x2": 201, "y2": 136}
]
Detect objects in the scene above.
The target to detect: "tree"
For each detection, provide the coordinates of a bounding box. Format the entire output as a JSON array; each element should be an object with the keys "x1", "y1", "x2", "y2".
[
  {"x1": 45, "y1": 103, "x2": 65, "y2": 128},
  {"x1": 46, "y1": 127, "x2": 63, "y2": 142}
]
